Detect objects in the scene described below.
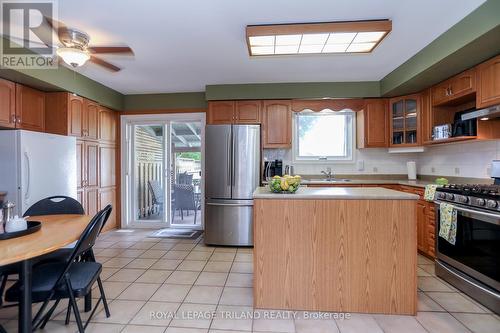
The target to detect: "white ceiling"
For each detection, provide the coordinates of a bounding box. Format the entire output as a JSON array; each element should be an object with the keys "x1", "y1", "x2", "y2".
[{"x1": 55, "y1": 0, "x2": 486, "y2": 94}]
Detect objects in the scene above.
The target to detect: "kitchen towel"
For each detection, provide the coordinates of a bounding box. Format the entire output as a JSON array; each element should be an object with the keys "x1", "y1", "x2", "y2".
[
  {"x1": 438, "y1": 202, "x2": 457, "y2": 245},
  {"x1": 424, "y1": 184, "x2": 441, "y2": 201}
]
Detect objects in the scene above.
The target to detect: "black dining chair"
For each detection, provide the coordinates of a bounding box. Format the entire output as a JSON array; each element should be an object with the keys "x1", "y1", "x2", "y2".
[
  {"x1": 4, "y1": 207, "x2": 111, "y2": 332},
  {"x1": 23, "y1": 196, "x2": 84, "y2": 217},
  {"x1": 0, "y1": 196, "x2": 85, "y2": 307}
]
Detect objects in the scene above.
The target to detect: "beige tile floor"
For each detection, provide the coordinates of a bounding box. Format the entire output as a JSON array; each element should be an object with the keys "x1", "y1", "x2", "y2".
[{"x1": 1, "y1": 229, "x2": 499, "y2": 333}]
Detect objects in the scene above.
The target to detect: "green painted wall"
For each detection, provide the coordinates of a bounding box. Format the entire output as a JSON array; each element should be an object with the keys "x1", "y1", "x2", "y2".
[
  {"x1": 205, "y1": 82, "x2": 380, "y2": 100},
  {"x1": 1, "y1": 0, "x2": 499, "y2": 108},
  {"x1": 380, "y1": 0, "x2": 500, "y2": 96},
  {"x1": 0, "y1": 38, "x2": 124, "y2": 109},
  {"x1": 123, "y1": 92, "x2": 207, "y2": 110}
]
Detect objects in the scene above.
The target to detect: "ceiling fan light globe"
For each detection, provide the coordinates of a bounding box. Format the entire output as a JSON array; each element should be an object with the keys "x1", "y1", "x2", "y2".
[{"x1": 56, "y1": 47, "x2": 90, "y2": 67}]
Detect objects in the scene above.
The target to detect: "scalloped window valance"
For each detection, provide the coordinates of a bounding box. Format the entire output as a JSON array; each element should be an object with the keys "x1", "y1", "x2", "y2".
[{"x1": 291, "y1": 99, "x2": 365, "y2": 112}]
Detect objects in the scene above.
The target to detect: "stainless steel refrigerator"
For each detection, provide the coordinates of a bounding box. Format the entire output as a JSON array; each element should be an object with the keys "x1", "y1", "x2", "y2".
[{"x1": 205, "y1": 125, "x2": 260, "y2": 246}]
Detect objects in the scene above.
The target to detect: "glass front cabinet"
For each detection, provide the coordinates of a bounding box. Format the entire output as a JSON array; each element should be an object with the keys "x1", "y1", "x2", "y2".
[{"x1": 389, "y1": 94, "x2": 421, "y2": 146}]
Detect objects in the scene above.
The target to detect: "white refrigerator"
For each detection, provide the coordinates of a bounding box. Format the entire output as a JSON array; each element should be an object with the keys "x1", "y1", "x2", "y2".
[{"x1": 0, "y1": 130, "x2": 77, "y2": 216}]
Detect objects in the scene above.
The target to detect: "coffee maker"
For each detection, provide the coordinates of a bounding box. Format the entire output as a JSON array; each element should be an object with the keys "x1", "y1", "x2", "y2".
[{"x1": 263, "y1": 160, "x2": 283, "y2": 179}]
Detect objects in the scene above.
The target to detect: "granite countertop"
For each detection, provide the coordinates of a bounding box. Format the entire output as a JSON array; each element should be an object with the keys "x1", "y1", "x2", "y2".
[{"x1": 253, "y1": 187, "x2": 420, "y2": 200}]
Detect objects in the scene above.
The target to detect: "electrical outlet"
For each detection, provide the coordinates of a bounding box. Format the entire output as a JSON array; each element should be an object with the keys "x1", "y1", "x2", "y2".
[
  {"x1": 372, "y1": 167, "x2": 378, "y2": 173},
  {"x1": 431, "y1": 167, "x2": 435, "y2": 173},
  {"x1": 454, "y1": 167, "x2": 460, "y2": 175}
]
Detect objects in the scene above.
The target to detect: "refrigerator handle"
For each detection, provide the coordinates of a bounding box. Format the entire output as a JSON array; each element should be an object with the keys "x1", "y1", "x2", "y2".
[
  {"x1": 24, "y1": 151, "x2": 31, "y2": 201},
  {"x1": 227, "y1": 131, "x2": 231, "y2": 185}
]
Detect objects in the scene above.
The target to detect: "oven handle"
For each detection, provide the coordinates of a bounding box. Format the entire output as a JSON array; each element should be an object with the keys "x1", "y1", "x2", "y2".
[
  {"x1": 435, "y1": 200, "x2": 500, "y2": 226},
  {"x1": 437, "y1": 261, "x2": 500, "y2": 299}
]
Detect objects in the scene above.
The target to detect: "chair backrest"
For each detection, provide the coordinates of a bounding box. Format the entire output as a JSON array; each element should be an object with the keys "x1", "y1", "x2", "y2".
[
  {"x1": 23, "y1": 196, "x2": 84, "y2": 217},
  {"x1": 99, "y1": 204, "x2": 113, "y2": 234},
  {"x1": 148, "y1": 180, "x2": 163, "y2": 204},
  {"x1": 177, "y1": 172, "x2": 193, "y2": 185},
  {"x1": 51, "y1": 207, "x2": 108, "y2": 289},
  {"x1": 173, "y1": 184, "x2": 195, "y2": 209}
]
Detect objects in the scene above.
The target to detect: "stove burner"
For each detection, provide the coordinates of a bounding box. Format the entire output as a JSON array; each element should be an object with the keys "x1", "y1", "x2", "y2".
[{"x1": 436, "y1": 184, "x2": 500, "y2": 212}]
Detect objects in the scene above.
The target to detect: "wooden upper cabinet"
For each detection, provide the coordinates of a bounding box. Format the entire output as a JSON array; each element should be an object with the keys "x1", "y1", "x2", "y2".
[
  {"x1": 15, "y1": 84, "x2": 45, "y2": 132},
  {"x1": 98, "y1": 106, "x2": 117, "y2": 143},
  {"x1": 207, "y1": 101, "x2": 235, "y2": 124},
  {"x1": 68, "y1": 94, "x2": 84, "y2": 137},
  {"x1": 263, "y1": 100, "x2": 292, "y2": 148},
  {"x1": 46, "y1": 92, "x2": 100, "y2": 140},
  {"x1": 0, "y1": 78, "x2": 15, "y2": 128},
  {"x1": 357, "y1": 99, "x2": 388, "y2": 148},
  {"x1": 431, "y1": 68, "x2": 476, "y2": 106},
  {"x1": 389, "y1": 94, "x2": 421, "y2": 147},
  {"x1": 235, "y1": 100, "x2": 261, "y2": 124},
  {"x1": 420, "y1": 89, "x2": 433, "y2": 143},
  {"x1": 477, "y1": 54, "x2": 500, "y2": 108},
  {"x1": 84, "y1": 99, "x2": 99, "y2": 140}
]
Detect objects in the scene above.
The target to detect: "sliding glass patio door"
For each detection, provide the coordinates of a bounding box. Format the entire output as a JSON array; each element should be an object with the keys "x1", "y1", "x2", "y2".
[{"x1": 121, "y1": 113, "x2": 205, "y2": 229}]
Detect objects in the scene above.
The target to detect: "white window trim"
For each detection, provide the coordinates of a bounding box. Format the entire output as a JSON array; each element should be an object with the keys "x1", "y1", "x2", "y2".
[{"x1": 292, "y1": 109, "x2": 356, "y2": 164}]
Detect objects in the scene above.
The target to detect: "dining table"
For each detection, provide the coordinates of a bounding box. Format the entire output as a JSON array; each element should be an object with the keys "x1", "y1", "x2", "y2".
[{"x1": 0, "y1": 214, "x2": 92, "y2": 333}]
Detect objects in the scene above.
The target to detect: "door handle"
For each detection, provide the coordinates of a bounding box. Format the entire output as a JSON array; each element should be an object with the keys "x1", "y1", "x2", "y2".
[
  {"x1": 226, "y1": 131, "x2": 231, "y2": 185},
  {"x1": 24, "y1": 151, "x2": 31, "y2": 201}
]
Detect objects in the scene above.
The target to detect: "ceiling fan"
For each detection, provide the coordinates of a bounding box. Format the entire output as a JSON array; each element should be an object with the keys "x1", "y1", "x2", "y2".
[{"x1": 45, "y1": 17, "x2": 134, "y2": 72}]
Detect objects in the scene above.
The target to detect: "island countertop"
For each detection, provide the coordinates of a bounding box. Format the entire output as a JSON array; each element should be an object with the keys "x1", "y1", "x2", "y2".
[{"x1": 253, "y1": 186, "x2": 419, "y2": 200}]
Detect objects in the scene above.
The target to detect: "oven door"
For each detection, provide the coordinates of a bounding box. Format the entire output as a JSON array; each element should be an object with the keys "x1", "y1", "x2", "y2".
[{"x1": 435, "y1": 201, "x2": 500, "y2": 291}]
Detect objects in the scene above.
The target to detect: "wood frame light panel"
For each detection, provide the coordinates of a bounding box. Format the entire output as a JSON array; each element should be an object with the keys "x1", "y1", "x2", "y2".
[{"x1": 246, "y1": 20, "x2": 392, "y2": 56}]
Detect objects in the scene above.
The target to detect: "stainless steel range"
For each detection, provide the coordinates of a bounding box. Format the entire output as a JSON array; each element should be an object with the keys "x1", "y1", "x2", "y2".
[{"x1": 434, "y1": 162, "x2": 500, "y2": 314}]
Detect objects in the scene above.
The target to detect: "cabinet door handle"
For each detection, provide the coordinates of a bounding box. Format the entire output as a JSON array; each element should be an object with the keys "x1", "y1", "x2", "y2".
[
  {"x1": 11, "y1": 114, "x2": 16, "y2": 123},
  {"x1": 17, "y1": 116, "x2": 21, "y2": 123}
]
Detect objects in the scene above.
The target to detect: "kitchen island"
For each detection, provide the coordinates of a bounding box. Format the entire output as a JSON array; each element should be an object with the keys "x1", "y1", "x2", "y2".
[{"x1": 253, "y1": 186, "x2": 419, "y2": 315}]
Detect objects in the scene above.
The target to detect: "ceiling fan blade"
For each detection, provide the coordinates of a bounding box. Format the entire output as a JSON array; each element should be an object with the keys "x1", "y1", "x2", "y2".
[
  {"x1": 87, "y1": 46, "x2": 134, "y2": 55},
  {"x1": 89, "y1": 56, "x2": 121, "y2": 72},
  {"x1": 43, "y1": 16, "x2": 68, "y2": 38}
]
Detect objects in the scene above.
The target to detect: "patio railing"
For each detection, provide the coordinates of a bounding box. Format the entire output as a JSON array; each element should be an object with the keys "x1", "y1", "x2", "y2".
[{"x1": 137, "y1": 161, "x2": 163, "y2": 218}]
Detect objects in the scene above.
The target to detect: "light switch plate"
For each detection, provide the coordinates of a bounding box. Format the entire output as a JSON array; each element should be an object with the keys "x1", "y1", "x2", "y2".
[{"x1": 357, "y1": 160, "x2": 364, "y2": 171}]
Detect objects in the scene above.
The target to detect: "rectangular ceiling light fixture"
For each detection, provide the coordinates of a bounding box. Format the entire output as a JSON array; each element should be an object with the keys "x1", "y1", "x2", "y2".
[{"x1": 246, "y1": 20, "x2": 392, "y2": 56}]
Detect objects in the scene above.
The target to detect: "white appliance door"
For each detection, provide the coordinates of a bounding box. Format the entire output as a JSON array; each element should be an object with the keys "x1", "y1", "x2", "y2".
[
  {"x1": 19, "y1": 130, "x2": 77, "y2": 215},
  {"x1": 0, "y1": 130, "x2": 20, "y2": 207}
]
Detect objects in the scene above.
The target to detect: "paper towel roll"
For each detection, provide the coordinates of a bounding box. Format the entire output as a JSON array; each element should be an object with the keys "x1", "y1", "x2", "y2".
[{"x1": 407, "y1": 161, "x2": 417, "y2": 180}]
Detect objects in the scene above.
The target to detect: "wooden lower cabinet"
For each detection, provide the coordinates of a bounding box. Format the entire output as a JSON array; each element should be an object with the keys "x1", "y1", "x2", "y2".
[
  {"x1": 99, "y1": 187, "x2": 117, "y2": 231},
  {"x1": 99, "y1": 144, "x2": 116, "y2": 188},
  {"x1": 307, "y1": 183, "x2": 436, "y2": 258},
  {"x1": 399, "y1": 186, "x2": 436, "y2": 258},
  {"x1": 86, "y1": 188, "x2": 99, "y2": 217},
  {"x1": 417, "y1": 202, "x2": 427, "y2": 253}
]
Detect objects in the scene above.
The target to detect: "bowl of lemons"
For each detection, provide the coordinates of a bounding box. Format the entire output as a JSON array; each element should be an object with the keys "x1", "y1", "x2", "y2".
[{"x1": 268, "y1": 175, "x2": 301, "y2": 193}]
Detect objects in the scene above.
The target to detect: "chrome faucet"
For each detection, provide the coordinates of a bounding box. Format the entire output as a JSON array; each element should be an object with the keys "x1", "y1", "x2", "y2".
[{"x1": 321, "y1": 167, "x2": 334, "y2": 181}]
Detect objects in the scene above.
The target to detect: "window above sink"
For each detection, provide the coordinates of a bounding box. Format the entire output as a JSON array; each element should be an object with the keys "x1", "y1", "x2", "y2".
[{"x1": 292, "y1": 110, "x2": 355, "y2": 163}]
